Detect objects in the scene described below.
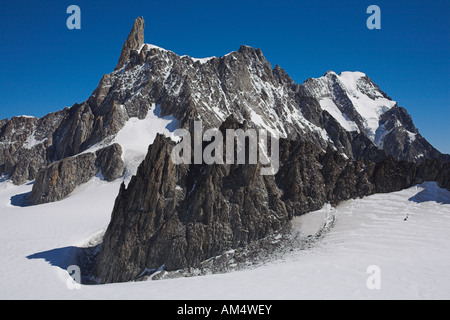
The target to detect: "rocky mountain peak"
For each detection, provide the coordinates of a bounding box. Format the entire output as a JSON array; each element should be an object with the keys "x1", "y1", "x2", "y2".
[{"x1": 115, "y1": 16, "x2": 145, "y2": 70}]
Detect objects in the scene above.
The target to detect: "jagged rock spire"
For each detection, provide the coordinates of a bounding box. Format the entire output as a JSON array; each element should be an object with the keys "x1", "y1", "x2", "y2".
[{"x1": 115, "y1": 17, "x2": 145, "y2": 70}]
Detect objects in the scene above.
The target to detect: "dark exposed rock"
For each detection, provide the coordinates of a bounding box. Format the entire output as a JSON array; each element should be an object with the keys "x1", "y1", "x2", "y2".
[
  {"x1": 0, "y1": 116, "x2": 40, "y2": 185},
  {"x1": 94, "y1": 130, "x2": 291, "y2": 283},
  {"x1": 28, "y1": 153, "x2": 98, "y2": 205},
  {"x1": 0, "y1": 100, "x2": 129, "y2": 187},
  {"x1": 275, "y1": 140, "x2": 326, "y2": 216},
  {"x1": 437, "y1": 162, "x2": 450, "y2": 191},
  {"x1": 415, "y1": 159, "x2": 443, "y2": 183},
  {"x1": 372, "y1": 157, "x2": 417, "y2": 193},
  {"x1": 115, "y1": 17, "x2": 145, "y2": 71},
  {"x1": 95, "y1": 143, "x2": 124, "y2": 182},
  {"x1": 379, "y1": 107, "x2": 450, "y2": 163},
  {"x1": 28, "y1": 144, "x2": 124, "y2": 205}
]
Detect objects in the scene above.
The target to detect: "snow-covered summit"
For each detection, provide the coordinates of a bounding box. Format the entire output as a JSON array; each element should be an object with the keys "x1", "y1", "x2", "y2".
[
  {"x1": 301, "y1": 70, "x2": 396, "y2": 142},
  {"x1": 298, "y1": 69, "x2": 448, "y2": 162}
]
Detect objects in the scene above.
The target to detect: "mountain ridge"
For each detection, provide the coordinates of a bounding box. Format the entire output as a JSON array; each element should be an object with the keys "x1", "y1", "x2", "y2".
[{"x1": 0, "y1": 16, "x2": 448, "y2": 199}]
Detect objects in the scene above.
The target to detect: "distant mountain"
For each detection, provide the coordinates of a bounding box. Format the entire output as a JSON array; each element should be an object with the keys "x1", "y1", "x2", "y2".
[{"x1": 300, "y1": 71, "x2": 449, "y2": 163}]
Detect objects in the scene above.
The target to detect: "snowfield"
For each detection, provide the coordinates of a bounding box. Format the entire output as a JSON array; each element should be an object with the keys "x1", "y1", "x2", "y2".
[{"x1": 0, "y1": 177, "x2": 449, "y2": 300}]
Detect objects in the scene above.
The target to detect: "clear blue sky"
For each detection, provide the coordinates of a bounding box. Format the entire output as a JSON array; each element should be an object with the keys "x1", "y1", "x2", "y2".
[{"x1": 1, "y1": 0, "x2": 449, "y2": 153}]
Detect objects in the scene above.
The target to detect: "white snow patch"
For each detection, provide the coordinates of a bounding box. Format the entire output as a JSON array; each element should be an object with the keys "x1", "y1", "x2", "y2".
[
  {"x1": 16, "y1": 115, "x2": 37, "y2": 119},
  {"x1": 142, "y1": 43, "x2": 215, "y2": 64},
  {"x1": 22, "y1": 134, "x2": 47, "y2": 150},
  {"x1": 406, "y1": 130, "x2": 417, "y2": 142},
  {"x1": 374, "y1": 122, "x2": 393, "y2": 149},
  {"x1": 141, "y1": 44, "x2": 169, "y2": 52},
  {"x1": 338, "y1": 71, "x2": 367, "y2": 94},
  {"x1": 319, "y1": 98, "x2": 359, "y2": 132},
  {"x1": 113, "y1": 104, "x2": 178, "y2": 180},
  {"x1": 75, "y1": 103, "x2": 178, "y2": 181},
  {"x1": 188, "y1": 56, "x2": 216, "y2": 64},
  {"x1": 338, "y1": 71, "x2": 397, "y2": 142}
]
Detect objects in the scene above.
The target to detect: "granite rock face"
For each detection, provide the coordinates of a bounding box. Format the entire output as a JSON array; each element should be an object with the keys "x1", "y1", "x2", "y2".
[
  {"x1": 437, "y1": 162, "x2": 450, "y2": 191},
  {"x1": 28, "y1": 144, "x2": 124, "y2": 205},
  {"x1": 28, "y1": 153, "x2": 98, "y2": 205},
  {"x1": 0, "y1": 116, "x2": 44, "y2": 185},
  {"x1": 115, "y1": 17, "x2": 145, "y2": 71},
  {"x1": 0, "y1": 94, "x2": 130, "y2": 187},
  {"x1": 95, "y1": 143, "x2": 125, "y2": 182},
  {"x1": 379, "y1": 107, "x2": 450, "y2": 163},
  {"x1": 94, "y1": 127, "x2": 291, "y2": 283}
]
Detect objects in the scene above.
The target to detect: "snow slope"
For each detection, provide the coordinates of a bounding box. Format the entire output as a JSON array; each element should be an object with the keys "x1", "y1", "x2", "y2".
[
  {"x1": 78, "y1": 103, "x2": 178, "y2": 182},
  {"x1": 304, "y1": 71, "x2": 397, "y2": 143},
  {"x1": 319, "y1": 98, "x2": 359, "y2": 132},
  {"x1": 0, "y1": 180, "x2": 449, "y2": 300},
  {"x1": 112, "y1": 104, "x2": 178, "y2": 180},
  {"x1": 339, "y1": 71, "x2": 396, "y2": 142}
]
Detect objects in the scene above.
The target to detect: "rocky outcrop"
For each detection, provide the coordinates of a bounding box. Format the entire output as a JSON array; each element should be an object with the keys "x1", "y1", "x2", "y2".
[
  {"x1": 0, "y1": 116, "x2": 42, "y2": 185},
  {"x1": 28, "y1": 144, "x2": 124, "y2": 205},
  {"x1": 94, "y1": 129, "x2": 291, "y2": 283},
  {"x1": 0, "y1": 99, "x2": 129, "y2": 187},
  {"x1": 437, "y1": 162, "x2": 450, "y2": 191},
  {"x1": 115, "y1": 17, "x2": 145, "y2": 70},
  {"x1": 379, "y1": 107, "x2": 450, "y2": 163},
  {"x1": 28, "y1": 153, "x2": 98, "y2": 205},
  {"x1": 95, "y1": 143, "x2": 125, "y2": 182}
]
